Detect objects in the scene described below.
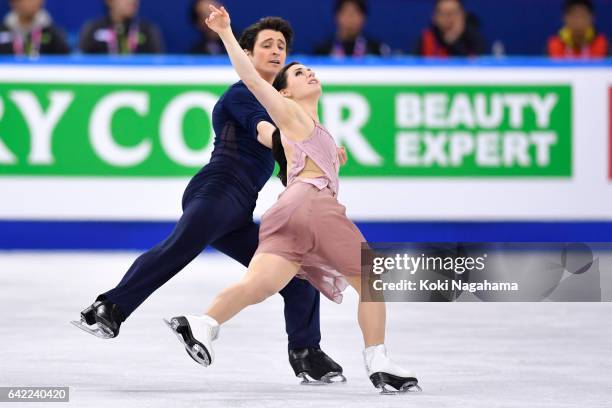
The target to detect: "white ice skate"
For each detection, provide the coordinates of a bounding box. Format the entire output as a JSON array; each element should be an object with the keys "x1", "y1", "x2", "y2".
[
  {"x1": 363, "y1": 344, "x2": 421, "y2": 394},
  {"x1": 164, "y1": 315, "x2": 219, "y2": 366}
]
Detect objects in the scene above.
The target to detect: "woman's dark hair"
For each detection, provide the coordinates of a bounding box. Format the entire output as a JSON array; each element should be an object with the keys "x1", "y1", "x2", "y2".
[
  {"x1": 272, "y1": 61, "x2": 299, "y2": 91},
  {"x1": 238, "y1": 17, "x2": 294, "y2": 53},
  {"x1": 270, "y1": 61, "x2": 300, "y2": 186},
  {"x1": 271, "y1": 128, "x2": 287, "y2": 186}
]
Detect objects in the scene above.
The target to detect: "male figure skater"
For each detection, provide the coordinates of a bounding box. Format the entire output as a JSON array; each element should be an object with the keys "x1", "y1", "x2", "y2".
[{"x1": 72, "y1": 16, "x2": 346, "y2": 384}]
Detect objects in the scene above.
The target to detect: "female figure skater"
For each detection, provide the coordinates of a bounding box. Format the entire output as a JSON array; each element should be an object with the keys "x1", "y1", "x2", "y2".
[{"x1": 166, "y1": 5, "x2": 420, "y2": 394}]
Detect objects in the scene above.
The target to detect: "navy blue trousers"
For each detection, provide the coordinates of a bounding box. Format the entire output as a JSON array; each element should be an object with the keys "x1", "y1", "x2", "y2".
[{"x1": 102, "y1": 181, "x2": 321, "y2": 349}]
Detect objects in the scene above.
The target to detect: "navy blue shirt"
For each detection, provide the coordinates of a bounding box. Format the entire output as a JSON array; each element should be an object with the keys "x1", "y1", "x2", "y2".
[{"x1": 189, "y1": 81, "x2": 275, "y2": 203}]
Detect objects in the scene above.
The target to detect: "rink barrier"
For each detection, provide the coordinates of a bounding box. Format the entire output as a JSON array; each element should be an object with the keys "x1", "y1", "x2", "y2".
[
  {"x1": 1, "y1": 57, "x2": 611, "y2": 226},
  {"x1": 1, "y1": 220, "x2": 611, "y2": 250}
]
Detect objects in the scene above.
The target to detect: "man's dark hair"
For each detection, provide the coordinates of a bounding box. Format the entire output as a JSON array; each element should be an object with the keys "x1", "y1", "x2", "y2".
[
  {"x1": 564, "y1": 0, "x2": 594, "y2": 14},
  {"x1": 335, "y1": 0, "x2": 367, "y2": 15},
  {"x1": 238, "y1": 17, "x2": 294, "y2": 53},
  {"x1": 269, "y1": 61, "x2": 300, "y2": 187}
]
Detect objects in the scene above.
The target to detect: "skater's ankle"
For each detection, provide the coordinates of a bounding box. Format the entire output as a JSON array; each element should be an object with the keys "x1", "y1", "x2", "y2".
[
  {"x1": 364, "y1": 344, "x2": 387, "y2": 359},
  {"x1": 288, "y1": 344, "x2": 321, "y2": 352},
  {"x1": 200, "y1": 314, "x2": 220, "y2": 327},
  {"x1": 185, "y1": 314, "x2": 220, "y2": 340}
]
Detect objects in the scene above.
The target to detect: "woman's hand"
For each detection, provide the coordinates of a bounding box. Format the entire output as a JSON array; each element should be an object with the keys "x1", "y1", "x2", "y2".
[{"x1": 205, "y1": 5, "x2": 231, "y2": 34}]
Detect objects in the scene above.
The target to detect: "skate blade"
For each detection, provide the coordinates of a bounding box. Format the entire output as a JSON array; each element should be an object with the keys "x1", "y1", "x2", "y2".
[
  {"x1": 163, "y1": 318, "x2": 211, "y2": 367},
  {"x1": 70, "y1": 319, "x2": 114, "y2": 339},
  {"x1": 298, "y1": 372, "x2": 347, "y2": 385},
  {"x1": 379, "y1": 381, "x2": 422, "y2": 395}
]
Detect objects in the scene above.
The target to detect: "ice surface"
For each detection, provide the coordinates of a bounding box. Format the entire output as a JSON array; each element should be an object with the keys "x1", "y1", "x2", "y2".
[{"x1": 1, "y1": 252, "x2": 611, "y2": 408}]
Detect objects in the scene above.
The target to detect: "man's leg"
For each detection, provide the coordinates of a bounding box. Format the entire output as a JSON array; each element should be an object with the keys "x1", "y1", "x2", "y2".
[
  {"x1": 280, "y1": 279, "x2": 322, "y2": 349},
  {"x1": 74, "y1": 193, "x2": 244, "y2": 338},
  {"x1": 103, "y1": 195, "x2": 235, "y2": 318}
]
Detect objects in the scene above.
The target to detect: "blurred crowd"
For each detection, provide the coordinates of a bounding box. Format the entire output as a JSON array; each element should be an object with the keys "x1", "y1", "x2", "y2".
[{"x1": 0, "y1": 0, "x2": 608, "y2": 58}]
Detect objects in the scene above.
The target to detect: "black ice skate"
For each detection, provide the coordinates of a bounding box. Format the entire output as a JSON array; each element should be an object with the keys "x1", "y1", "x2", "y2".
[
  {"x1": 71, "y1": 297, "x2": 124, "y2": 339},
  {"x1": 289, "y1": 347, "x2": 347, "y2": 385},
  {"x1": 164, "y1": 315, "x2": 219, "y2": 366},
  {"x1": 364, "y1": 344, "x2": 421, "y2": 394}
]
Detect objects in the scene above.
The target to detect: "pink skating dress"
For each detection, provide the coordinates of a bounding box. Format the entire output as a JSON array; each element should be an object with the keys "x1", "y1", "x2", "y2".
[{"x1": 255, "y1": 123, "x2": 365, "y2": 303}]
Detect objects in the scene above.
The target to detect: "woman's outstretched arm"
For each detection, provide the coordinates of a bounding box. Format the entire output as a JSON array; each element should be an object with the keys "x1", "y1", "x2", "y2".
[{"x1": 205, "y1": 5, "x2": 302, "y2": 131}]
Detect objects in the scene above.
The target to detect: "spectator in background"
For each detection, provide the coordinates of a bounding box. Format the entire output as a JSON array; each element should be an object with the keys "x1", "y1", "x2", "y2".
[
  {"x1": 416, "y1": 0, "x2": 485, "y2": 57},
  {"x1": 189, "y1": 0, "x2": 225, "y2": 55},
  {"x1": 314, "y1": 0, "x2": 390, "y2": 57},
  {"x1": 0, "y1": 0, "x2": 70, "y2": 56},
  {"x1": 79, "y1": 0, "x2": 164, "y2": 54},
  {"x1": 548, "y1": 0, "x2": 608, "y2": 58}
]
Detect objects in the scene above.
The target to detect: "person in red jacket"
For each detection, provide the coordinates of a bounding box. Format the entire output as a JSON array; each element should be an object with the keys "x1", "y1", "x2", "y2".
[{"x1": 548, "y1": 0, "x2": 608, "y2": 58}]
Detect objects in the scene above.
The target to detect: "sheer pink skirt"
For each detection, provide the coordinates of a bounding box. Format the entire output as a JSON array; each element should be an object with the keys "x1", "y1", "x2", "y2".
[{"x1": 255, "y1": 181, "x2": 364, "y2": 303}]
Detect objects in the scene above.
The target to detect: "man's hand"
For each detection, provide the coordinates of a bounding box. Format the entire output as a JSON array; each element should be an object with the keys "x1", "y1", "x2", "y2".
[
  {"x1": 337, "y1": 146, "x2": 348, "y2": 166},
  {"x1": 256, "y1": 121, "x2": 276, "y2": 149}
]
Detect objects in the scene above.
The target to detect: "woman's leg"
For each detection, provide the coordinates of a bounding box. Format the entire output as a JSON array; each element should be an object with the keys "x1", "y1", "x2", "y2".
[
  {"x1": 165, "y1": 253, "x2": 301, "y2": 367},
  {"x1": 205, "y1": 253, "x2": 301, "y2": 324},
  {"x1": 344, "y1": 276, "x2": 386, "y2": 347},
  {"x1": 344, "y1": 276, "x2": 419, "y2": 392}
]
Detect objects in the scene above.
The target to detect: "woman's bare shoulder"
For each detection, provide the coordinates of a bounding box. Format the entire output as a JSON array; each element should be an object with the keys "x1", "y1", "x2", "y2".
[{"x1": 280, "y1": 99, "x2": 315, "y2": 141}]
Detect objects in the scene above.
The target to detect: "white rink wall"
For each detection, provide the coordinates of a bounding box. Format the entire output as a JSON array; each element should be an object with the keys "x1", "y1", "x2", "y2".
[{"x1": 0, "y1": 60, "x2": 611, "y2": 222}]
